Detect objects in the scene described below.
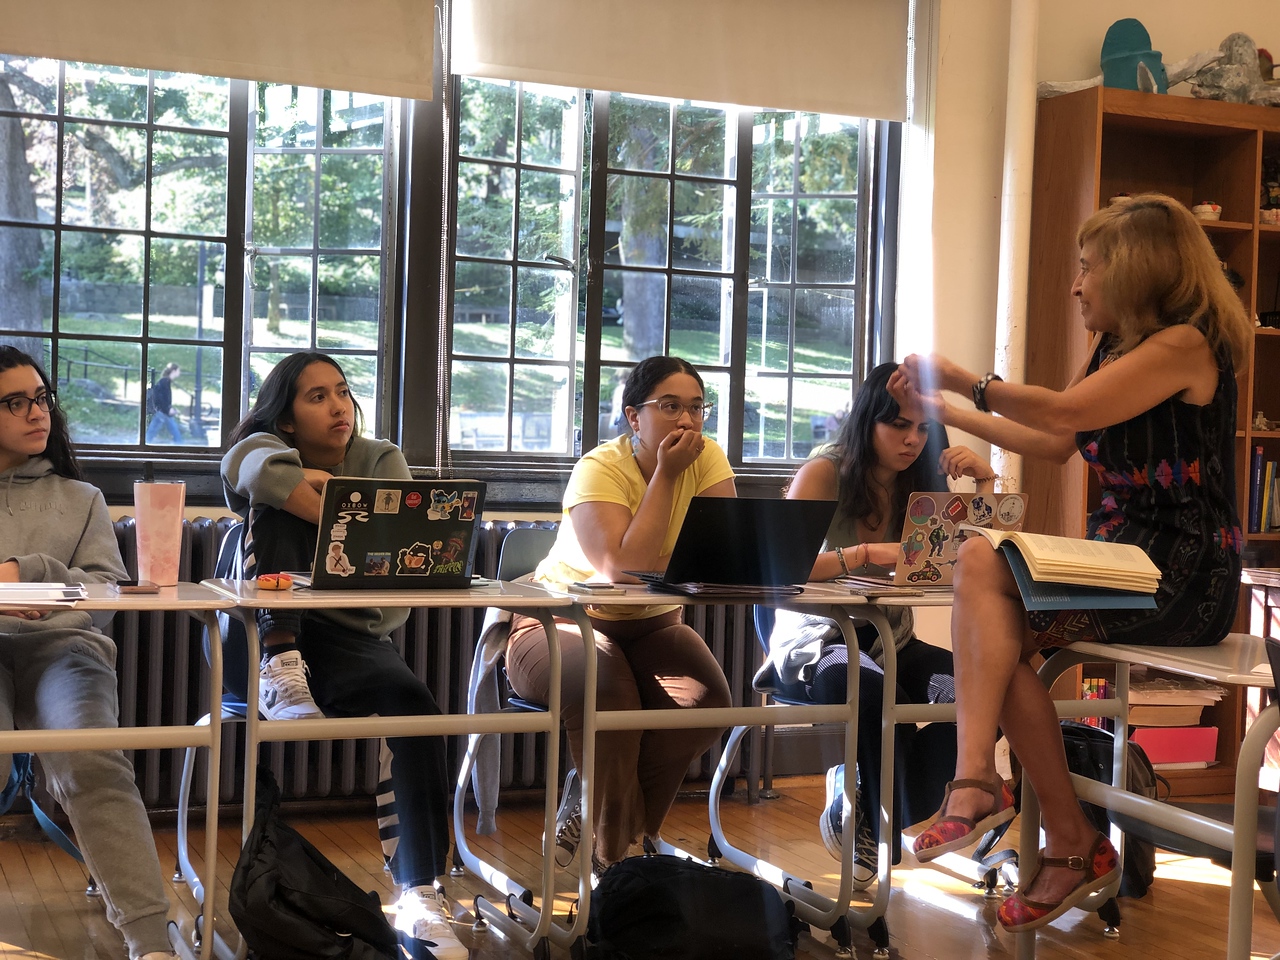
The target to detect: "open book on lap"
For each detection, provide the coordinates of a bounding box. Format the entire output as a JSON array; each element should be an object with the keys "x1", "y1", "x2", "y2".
[
  {"x1": 999, "y1": 546, "x2": 1157, "y2": 610},
  {"x1": 959, "y1": 524, "x2": 1161, "y2": 595}
]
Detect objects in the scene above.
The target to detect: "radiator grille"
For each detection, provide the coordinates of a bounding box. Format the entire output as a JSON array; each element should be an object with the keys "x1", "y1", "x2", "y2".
[{"x1": 105, "y1": 518, "x2": 760, "y2": 810}]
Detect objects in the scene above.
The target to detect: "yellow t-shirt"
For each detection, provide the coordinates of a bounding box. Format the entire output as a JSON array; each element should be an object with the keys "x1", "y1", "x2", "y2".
[{"x1": 534, "y1": 434, "x2": 736, "y2": 620}]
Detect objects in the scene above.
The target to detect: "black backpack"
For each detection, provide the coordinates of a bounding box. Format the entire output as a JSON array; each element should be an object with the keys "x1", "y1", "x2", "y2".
[
  {"x1": 229, "y1": 765, "x2": 400, "y2": 960},
  {"x1": 586, "y1": 854, "x2": 797, "y2": 960},
  {"x1": 1060, "y1": 720, "x2": 1167, "y2": 899}
]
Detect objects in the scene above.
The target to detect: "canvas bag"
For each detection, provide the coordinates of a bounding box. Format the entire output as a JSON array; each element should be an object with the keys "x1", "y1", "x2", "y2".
[
  {"x1": 228, "y1": 765, "x2": 400, "y2": 960},
  {"x1": 586, "y1": 854, "x2": 797, "y2": 960},
  {"x1": 1060, "y1": 720, "x2": 1167, "y2": 898}
]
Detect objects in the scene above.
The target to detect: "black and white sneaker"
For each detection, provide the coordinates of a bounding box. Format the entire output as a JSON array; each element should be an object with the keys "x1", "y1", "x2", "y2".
[
  {"x1": 544, "y1": 768, "x2": 583, "y2": 868},
  {"x1": 258, "y1": 652, "x2": 324, "y2": 721},
  {"x1": 818, "y1": 764, "x2": 877, "y2": 883}
]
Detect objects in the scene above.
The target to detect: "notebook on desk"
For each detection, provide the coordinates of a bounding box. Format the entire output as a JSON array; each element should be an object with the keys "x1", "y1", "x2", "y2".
[
  {"x1": 625, "y1": 496, "x2": 837, "y2": 596},
  {"x1": 308, "y1": 477, "x2": 487, "y2": 589}
]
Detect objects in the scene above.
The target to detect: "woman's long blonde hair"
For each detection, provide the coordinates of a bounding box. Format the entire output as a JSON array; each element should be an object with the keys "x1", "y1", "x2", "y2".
[{"x1": 1076, "y1": 193, "x2": 1251, "y2": 367}]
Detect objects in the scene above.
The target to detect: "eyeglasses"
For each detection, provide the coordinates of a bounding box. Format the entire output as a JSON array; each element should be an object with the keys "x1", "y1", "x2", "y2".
[
  {"x1": 635, "y1": 399, "x2": 713, "y2": 422},
  {"x1": 1, "y1": 393, "x2": 54, "y2": 417}
]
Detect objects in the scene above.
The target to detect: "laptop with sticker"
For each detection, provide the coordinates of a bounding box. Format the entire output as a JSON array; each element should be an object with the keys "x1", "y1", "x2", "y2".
[
  {"x1": 309, "y1": 477, "x2": 487, "y2": 589},
  {"x1": 893, "y1": 491, "x2": 1027, "y2": 586}
]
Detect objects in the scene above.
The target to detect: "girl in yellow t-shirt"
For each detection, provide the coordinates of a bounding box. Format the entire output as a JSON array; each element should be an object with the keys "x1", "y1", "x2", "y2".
[{"x1": 507, "y1": 355, "x2": 735, "y2": 874}]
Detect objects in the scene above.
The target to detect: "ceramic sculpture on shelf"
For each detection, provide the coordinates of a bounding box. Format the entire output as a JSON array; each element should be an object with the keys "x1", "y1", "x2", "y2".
[
  {"x1": 1190, "y1": 32, "x2": 1280, "y2": 106},
  {"x1": 1038, "y1": 17, "x2": 1221, "y2": 100}
]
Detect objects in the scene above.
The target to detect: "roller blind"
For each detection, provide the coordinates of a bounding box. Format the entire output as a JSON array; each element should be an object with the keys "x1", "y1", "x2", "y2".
[
  {"x1": 0, "y1": 0, "x2": 435, "y2": 99},
  {"x1": 451, "y1": 0, "x2": 909, "y2": 120}
]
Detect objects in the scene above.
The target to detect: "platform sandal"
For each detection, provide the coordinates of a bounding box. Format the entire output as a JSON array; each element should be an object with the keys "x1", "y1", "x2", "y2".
[{"x1": 911, "y1": 777, "x2": 1015, "y2": 863}]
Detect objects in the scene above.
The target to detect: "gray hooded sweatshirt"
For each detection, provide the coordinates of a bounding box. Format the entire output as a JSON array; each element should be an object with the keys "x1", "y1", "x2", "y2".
[{"x1": 0, "y1": 457, "x2": 127, "y2": 635}]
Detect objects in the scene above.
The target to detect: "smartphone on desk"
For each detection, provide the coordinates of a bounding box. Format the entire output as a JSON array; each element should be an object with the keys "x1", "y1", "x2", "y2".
[
  {"x1": 570, "y1": 581, "x2": 626, "y2": 595},
  {"x1": 112, "y1": 579, "x2": 160, "y2": 594}
]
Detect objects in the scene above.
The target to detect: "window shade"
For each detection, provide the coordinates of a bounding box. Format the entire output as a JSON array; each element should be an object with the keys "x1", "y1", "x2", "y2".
[
  {"x1": 451, "y1": 0, "x2": 909, "y2": 120},
  {"x1": 1, "y1": 0, "x2": 435, "y2": 99}
]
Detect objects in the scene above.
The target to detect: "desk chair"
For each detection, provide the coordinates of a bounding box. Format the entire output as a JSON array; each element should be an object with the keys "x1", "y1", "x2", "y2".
[{"x1": 452, "y1": 525, "x2": 586, "y2": 952}]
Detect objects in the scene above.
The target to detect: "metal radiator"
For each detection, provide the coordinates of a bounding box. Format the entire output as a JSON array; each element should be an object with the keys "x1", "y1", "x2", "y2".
[{"x1": 107, "y1": 518, "x2": 759, "y2": 811}]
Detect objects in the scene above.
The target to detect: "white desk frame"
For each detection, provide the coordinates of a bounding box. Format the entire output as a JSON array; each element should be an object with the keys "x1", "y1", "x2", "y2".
[
  {"x1": 553, "y1": 582, "x2": 908, "y2": 958},
  {"x1": 1032, "y1": 634, "x2": 1277, "y2": 960},
  {"x1": 0, "y1": 584, "x2": 233, "y2": 960},
  {"x1": 201, "y1": 578, "x2": 575, "y2": 957}
]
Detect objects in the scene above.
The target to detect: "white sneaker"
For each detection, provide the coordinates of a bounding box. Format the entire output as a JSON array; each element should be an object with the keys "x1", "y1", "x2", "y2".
[
  {"x1": 393, "y1": 885, "x2": 467, "y2": 960},
  {"x1": 258, "y1": 652, "x2": 324, "y2": 720}
]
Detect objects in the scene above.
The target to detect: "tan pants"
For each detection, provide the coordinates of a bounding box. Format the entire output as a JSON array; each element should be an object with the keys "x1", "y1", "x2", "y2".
[{"x1": 506, "y1": 609, "x2": 732, "y2": 864}]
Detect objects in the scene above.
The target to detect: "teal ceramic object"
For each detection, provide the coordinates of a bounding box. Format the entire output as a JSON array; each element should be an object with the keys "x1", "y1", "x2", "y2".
[{"x1": 1101, "y1": 18, "x2": 1168, "y2": 93}]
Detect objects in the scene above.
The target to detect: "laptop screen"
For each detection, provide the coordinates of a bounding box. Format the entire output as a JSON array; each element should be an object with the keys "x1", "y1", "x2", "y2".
[{"x1": 310, "y1": 477, "x2": 487, "y2": 589}]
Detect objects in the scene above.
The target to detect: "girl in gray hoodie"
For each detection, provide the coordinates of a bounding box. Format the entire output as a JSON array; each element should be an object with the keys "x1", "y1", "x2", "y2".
[{"x1": 0, "y1": 345, "x2": 175, "y2": 960}]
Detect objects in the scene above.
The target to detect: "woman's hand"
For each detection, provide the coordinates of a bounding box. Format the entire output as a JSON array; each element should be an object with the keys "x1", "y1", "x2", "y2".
[
  {"x1": 0, "y1": 609, "x2": 43, "y2": 620},
  {"x1": 300, "y1": 468, "x2": 331, "y2": 493},
  {"x1": 888, "y1": 367, "x2": 946, "y2": 423},
  {"x1": 862, "y1": 541, "x2": 901, "y2": 568},
  {"x1": 653, "y1": 426, "x2": 705, "y2": 479},
  {"x1": 937, "y1": 445, "x2": 995, "y2": 482},
  {"x1": 901, "y1": 353, "x2": 977, "y2": 397}
]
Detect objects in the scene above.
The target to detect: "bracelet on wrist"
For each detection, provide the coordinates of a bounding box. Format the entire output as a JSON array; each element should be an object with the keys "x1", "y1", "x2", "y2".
[
  {"x1": 972, "y1": 372, "x2": 1003, "y2": 413},
  {"x1": 835, "y1": 545, "x2": 850, "y2": 576}
]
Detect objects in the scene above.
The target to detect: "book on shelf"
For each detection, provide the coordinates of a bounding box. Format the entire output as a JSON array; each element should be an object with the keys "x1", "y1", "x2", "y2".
[
  {"x1": 1251, "y1": 445, "x2": 1264, "y2": 533},
  {"x1": 1149, "y1": 760, "x2": 1216, "y2": 771},
  {"x1": 1128, "y1": 703, "x2": 1208, "y2": 726},
  {"x1": 1264, "y1": 460, "x2": 1276, "y2": 534},
  {"x1": 1126, "y1": 674, "x2": 1225, "y2": 726},
  {"x1": 1131, "y1": 725, "x2": 1218, "y2": 766},
  {"x1": 958, "y1": 525, "x2": 1160, "y2": 609}
]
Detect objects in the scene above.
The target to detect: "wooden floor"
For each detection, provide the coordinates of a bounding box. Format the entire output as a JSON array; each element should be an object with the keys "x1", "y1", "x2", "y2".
[{"x1": 3, "y1": 775, "x2": 1279, "y2": 959}]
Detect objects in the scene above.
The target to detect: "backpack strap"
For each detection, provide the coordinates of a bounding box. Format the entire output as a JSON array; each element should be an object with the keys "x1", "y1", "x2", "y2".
[{"x1": 2, "y1": 754, "x2": 84, "y2": 863}]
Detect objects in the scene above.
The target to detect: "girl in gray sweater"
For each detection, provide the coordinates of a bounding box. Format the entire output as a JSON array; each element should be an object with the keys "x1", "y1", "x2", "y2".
[{"x1": 0, "y1": 346, "x2": 175, "y2": 960}]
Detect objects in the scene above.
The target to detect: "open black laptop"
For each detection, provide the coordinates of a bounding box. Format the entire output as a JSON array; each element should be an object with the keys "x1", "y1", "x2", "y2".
[
  {"x1": 626, "y1": 497, "x2": 837, "y2": 596},
  {"x1": 309, "y1": 477, "x2": 487, "y2": 589}
]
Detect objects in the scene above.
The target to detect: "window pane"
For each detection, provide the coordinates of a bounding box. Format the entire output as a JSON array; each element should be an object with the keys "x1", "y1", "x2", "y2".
[
  {"x1": 597, "y1": 364, "x2": 631, "y2": 442},
  {"x1": 752, "y1": 112, "x2": 796, "y2": 193},
  {"x1": 794, "y1": 288, "x2": 853, "y2": 374},
  {"x1": 459, "y1": 78, "x2": 516, "y2": 162},
  {"x1": 149, "y1": 238, "x2": 225, "y2": 340},
  {"x1": 257, "y1": 84, "x2": 318, "y2": 148},
  {"x1": 799, "y1": 115, "x2": 858, "y2": 193},
  {"x1": 337, "y1": 353, "x2": 378, "y2": 432},
  {"x1": 153, "y1": 72, "x2": 230, "y2": 130},
  {"x1": 796, "y1": 198, "x2": 856, "y2": 283},
  {"x1": 0, "y1": 57, "x2": 58, "y2": 115},
  {"x1": 605, "y1": 174, "x2": 668, "y2": 267},
  {"x1": 151, "y1": 130, "x2": 229, "y2": 236},
  {"x1": 0, "y1": 335, "x2": 50, "y2": 367},
  {"x1": 746, "y1": 288, "x2": 789, "y2": 372},
  {"x1": 521, "y1": 84, "x2": 579, "y2": 169},
  {"x1": 320, "y1": 154, "x2": 383, "y2": 249},
  {"x1": 58, "y1": 336, "x2": 142, "y2": 444},
  {"x1": 451, "y1": 359, "x2": 510, "y2": 449},
  {"x1": 456, "y1": 162, "x2": 514, "y2": 259},
  {"x1": 792, "y1": 377, "x2": 853, "y2": 458},
  {"x1": 143, "y1": 344, "x2": 223, "y2": 447},
  {"x1": 518, "y1": 169, "x2": 575, "y2": 263},
  {"x1": 515, "y1": 266, "x2": 573, "y2": 360},
  {"x1": 674, "y1": 103, "x2": 732, "y2": 178},
  {"x1": 608, "y1": 95, "x2": 670, "y2": 173},
  {"x1": 317, "y1": 255, "x2": 380, "y2": 350},
  {"x1": 59, "y1": 231, "x2": 144, "y2": 337},
  {"x1": 250, "y1": 254, "x2": 312, "y2": 346},
  {"x1": 602, "y1": 268, "x2": 665, "y2": 362},
  {"x1": 252, "y1": 153, "x2": 317, "y2": 248},
  {"x1": 453, "y1": 261, "x2": 511, "y2": 355},
  {"x1": 64, "y1": 63, "x2": 148, "y2": 122},
  {"x1": 322, "y1": 90, "x2": 387, "y2": 148},
  {"x1": 673, "y1": 181, "x2": 733, "y2": 272},
  {"x1": 512, "y1": 363, "x2": 570, "y2": 453},
  {"x1": 0, "y1": 226, "x2": 54, "y2": 332},
  {"x1": 669, "y1": 275, "x2": 730, "y2": 366},
  {"x1": 62, "y1": 122, "x2": 147, "y2": 229},
  {"x1": 743, "y1": 374, "x2": 786, "y2": 459},
  {"x1": 699, "y1": 370, "x2": 730, "y2": 449},
  {"x1": 749, "y1": 198, "x2": 792, "y2": 282},
  {"x1": 0, "y1": 118, "x2": 57, "y2": 223}
]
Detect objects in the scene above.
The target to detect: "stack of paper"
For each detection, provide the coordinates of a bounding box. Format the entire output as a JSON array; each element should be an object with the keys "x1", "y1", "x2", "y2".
[
  {"x1": 1128, "y1": 675, "x2": 1226, "y2": 727},
  {"x1": 0, "y1": 582, "x2": 88, "y2": 605}
]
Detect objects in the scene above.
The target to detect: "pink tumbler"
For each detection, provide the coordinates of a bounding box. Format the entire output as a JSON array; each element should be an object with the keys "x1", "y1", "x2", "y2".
[{"x1": 133, "y1": 480, "x2": 185, "y2": 586}]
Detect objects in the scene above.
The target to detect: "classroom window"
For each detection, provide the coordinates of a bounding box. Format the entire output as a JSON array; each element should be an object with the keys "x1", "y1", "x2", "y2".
[
  {"x1": 0, "y1": 56, "x2": 231, "y2": 447},
  {"x1": 447, "y1": 84, "x2": 875, "y2": 463}
]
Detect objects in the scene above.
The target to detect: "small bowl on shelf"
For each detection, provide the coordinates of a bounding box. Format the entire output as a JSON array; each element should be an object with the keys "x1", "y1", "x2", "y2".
[{"x1": 1192, "y1": 201, "x2": 1223, "y2": 221}]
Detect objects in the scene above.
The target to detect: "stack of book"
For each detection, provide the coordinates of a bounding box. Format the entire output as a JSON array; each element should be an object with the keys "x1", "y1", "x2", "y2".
[
  {"x1": 1249, "y1": 445, "x2": 1280, "y2": 533},
  {"x1": 958, "y1": 526, "x2": 1161, "y2": 609},
  {"x1": 1127, "y1": 673, "x2": 1226, "y2": 769}
]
